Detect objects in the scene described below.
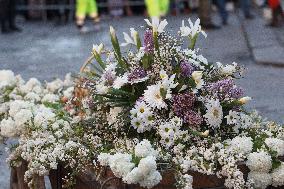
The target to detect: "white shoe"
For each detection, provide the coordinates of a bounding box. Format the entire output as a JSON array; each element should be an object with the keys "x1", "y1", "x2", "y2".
[
  {"x1": 79, "y1": 26, "x2": 89, "y2": 34},
  {"x1": 94, "y1": 24, "x2": 101, "y2": 31}
]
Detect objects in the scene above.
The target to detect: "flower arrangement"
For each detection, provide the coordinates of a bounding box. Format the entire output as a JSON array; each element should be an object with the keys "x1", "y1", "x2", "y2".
[
  {"x1": 0, "y1": 17, "x2": 284, "y2": 189},
  {"x1": 79, "y1": 17, "x2": 284, "y2": 189},
  {"x1": 0, "y1": 70, "x2": 95, "y2": 187}
]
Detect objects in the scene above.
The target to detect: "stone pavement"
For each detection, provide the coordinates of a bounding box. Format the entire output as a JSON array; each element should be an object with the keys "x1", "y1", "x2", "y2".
[
  {"x1": 1, "y1": 12, "x2": 284, "y2": 189},
  {"x1": 241, "y1": 11, "x2": 284, "y2": 66}
]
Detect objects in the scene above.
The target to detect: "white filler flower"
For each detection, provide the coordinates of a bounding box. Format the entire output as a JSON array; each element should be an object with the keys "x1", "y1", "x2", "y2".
[
  {"x1": 229, "y1": 136, "x2": 253, "y2": 155},
  {"x1": 271, "y1": 163, "x2": 284, "y2": 187},
  {"x1": 246, "y1": 151, "x2": 272, "y2": 172},
  {"x1": 248, "y1": 172, "x2": 272, "y2": 189},
  {"x1": 265, "y1": 138, "x2": 284, "y2": 156}
]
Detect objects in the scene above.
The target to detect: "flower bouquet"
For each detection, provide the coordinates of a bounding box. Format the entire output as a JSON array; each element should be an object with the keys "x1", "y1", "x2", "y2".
[
  {"x1": 0, "y1": 17, "x2": 284, "y2": 189},
  {"x1": 76, "y1": 18, "x2": 284, "y2": 189},
  {"x1": 0, "y1": 71, "x2": 95, "y2": 188}
]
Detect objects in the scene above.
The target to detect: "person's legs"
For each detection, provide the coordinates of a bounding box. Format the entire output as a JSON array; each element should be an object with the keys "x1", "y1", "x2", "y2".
[
  {"x1": 145, "y1": 0, "x2": 161, "y2": 18},
  {"x1": 87, "y1": 0, "x2": 99, "y2": 20},
  {"x1": 159, "y1": 0, "x2": 170, "y2": 17},
  {"x1": 0, "y1": 0, "x2": 8, "y2": 33},
  {"x1": 108, "y1": 0, "x2": 124, "y2": 18},
  {"x1": 279, "y1": 4, "x2": 284, "y2": 20},
  {"x1": 270, "y1": 5, "x2": 282, "y2": 27},
  {"x1": 76, "y1": 0, "x2": 87, "y2": 32},
  {"x1": 198, "y1": 0, "x2": 220, "y2": 29},
  {"x1": 240, "y1": 0, "x2": 253, "y2": 18},
  {"x1": 0, "y1": 12, "x2": 9, "y2": 33},
  {"x1": 57, "y1": 0, "x2": 69, "y2": 24},
  {"x1": 215, "y1": 0, "x2": 228, "y2": 25},
  {"x1": 87, "y1": 0, "x2": 100, "y2": 30},
  {"x1": 8, "y1": 0, "x2": 21, "y2": 31}
]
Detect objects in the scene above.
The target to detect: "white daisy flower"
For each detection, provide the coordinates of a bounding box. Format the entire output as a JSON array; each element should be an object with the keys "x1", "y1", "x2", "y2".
[
  {"x1": 144, "y1": 84, "x2": 167, "y2": 109},
  {"x1": 225, "y1": 110, "x2": 240, "y2": 125},
  {"x1": 204, "y1": 99, "x2": 223, "y2": 128},
  {"x1": 130, "y1": 101, "x2": 154, "y2": 133}
]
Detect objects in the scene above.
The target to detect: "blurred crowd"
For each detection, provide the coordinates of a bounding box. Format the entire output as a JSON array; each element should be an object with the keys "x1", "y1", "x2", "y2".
[{"x1": 0, "y1": 0, "x2": 283, "y2": 34}]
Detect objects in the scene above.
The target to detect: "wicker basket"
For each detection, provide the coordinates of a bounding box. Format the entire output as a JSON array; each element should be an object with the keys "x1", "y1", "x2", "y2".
[{"x1": 10, "y1": 157, "x2": 284, "y2": 189}]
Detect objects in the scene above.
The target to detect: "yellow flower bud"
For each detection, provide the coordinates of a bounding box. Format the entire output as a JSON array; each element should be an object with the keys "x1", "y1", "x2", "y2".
[
  {"x1": 192, "y1": 71, "x2": 203, "y2": 81},
  {"x1": 239, "y1": 96, "x2": 252, "y2": 104},
  {"x1": 201, "y1": 130, "x2": 209, "y2": 137}
]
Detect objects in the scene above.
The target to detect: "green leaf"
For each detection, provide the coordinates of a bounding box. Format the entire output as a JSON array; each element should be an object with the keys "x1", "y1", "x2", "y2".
[{"x1": 272, "y1": 159, "x2": 282, "y2": 170}]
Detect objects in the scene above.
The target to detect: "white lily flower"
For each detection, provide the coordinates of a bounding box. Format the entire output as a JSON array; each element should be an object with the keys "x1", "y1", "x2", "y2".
[
  {"x1": 192, "y1": 71, "x2": 204, "y2": 89},
  {"x1": 144, "y1": 17, "x2": 168, "y2": 33},
  {"x1": 92, "y1": 43, "x2": 104, "y2": 54},
  {"x1": 180, "y1": 18, "x2": 207, "y2": 38},
  {"x1": 180, "y1": 20, "x2": 191, "y2": 37},
  {"x1": 121, "y1": 28, "x2": 138, "y2": 47},
  {"x1": 188, "y1": 18, "x2": 207, "y2": 38},
  {"x1": 109, "y1": 26, "x2": 116, "y2": 38}
]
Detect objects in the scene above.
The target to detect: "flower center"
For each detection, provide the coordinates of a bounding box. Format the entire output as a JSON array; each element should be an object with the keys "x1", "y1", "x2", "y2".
[
  {"x1": 135, "y1": 122, "x2": 141, "y2": 127},
  {"x1": 213, "y1": 109, "x2": 219, "y2": 118},
  {"x1": 155, "y1": 93, "x2": 162, "y2": 100}
]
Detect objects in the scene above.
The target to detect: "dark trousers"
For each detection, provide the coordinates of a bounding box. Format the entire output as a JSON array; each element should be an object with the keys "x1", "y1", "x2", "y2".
[
  {"x1": 240, "y1": 0, "x2": 251, "y2": 17},
  {"x1": 215, "y1": 0, "x2": 228, "y2": 23},
  {"x1": 0, "y1": 0, "x2": 17, "y2": 32},
  {"x1": 271, "y1": 5, "x2": 284, "y2": 26}
]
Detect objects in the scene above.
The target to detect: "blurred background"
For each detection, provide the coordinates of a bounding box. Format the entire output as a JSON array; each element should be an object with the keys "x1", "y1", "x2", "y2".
[{"x1": 0, "y1": 1, "x2": 284, "y2": 187}]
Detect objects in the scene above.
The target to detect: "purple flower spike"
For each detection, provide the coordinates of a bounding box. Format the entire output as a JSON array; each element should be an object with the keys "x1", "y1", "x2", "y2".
[
  {"x1": 207, "y1": 79, "x2": 244, "y2": 100},
  {"x1": 128, "y1": 67, "x2": 147, "y2": 83},
  {"x1": 172, "y1": 93, "x2": 202, "y2": 126},
  {"x1": 184, "y1": 110, "x2": 203, "y2": 126},
  {"x1": 229, "y1": 87, "x2": 244, "y2": 99},
  {"x1": 172, "y1": 93, "x2": 196, "y2": 116},
  {"x1": 180, "y1": 61, "x2": 195, "y2": 77},
  {"x1": 143, "y1": 29, "x2": 154, "y2": 54}
]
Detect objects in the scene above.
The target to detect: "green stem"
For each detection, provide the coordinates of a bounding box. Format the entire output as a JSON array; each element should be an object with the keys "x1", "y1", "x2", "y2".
[
  {"x1": 153, "y1": 31, "x2": 160, "y2": 57},
  {"x1": 93, "y1": 53, "x2": 106, "y2": 69},
  {"x1": 136, "y1": 35, "x2": 142, "y2": 50},
  {"x1": 110, "y1": 33, "x2": 128, "y2": 70},
  {"x1": 189, "y1": 34, "x2": 198, "y2": 50}
]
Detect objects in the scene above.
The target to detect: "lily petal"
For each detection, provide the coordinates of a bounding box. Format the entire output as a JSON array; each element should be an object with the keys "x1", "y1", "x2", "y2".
[{"x1": 157, "y1": 19, "x2": 168, "y2": 33}]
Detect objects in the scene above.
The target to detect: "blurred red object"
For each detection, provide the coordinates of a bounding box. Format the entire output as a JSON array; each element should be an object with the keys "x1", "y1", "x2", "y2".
[{"x1": 268, "y1": 0, "x2": 280, "y2": 9}]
